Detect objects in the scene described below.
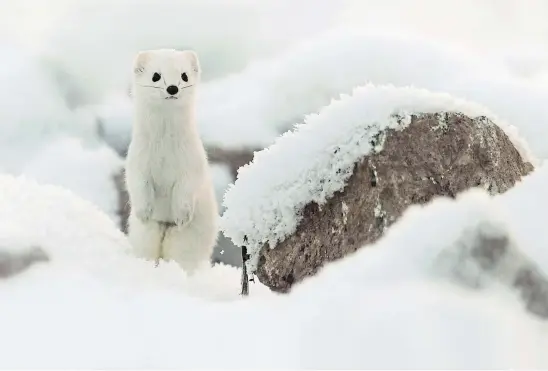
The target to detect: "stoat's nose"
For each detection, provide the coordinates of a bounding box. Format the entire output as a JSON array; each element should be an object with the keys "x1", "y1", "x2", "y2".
[{"x1": 166, "y1": 85, "x2": 179, "y2": 95}]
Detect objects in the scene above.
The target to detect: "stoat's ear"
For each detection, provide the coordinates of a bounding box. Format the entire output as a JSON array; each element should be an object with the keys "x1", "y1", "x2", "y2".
[
  {"x1": 180, "y1": 50, "x2": 201, "y2": 74},
  {"x1": 133, "y1": 51, "x2": 150, "y2": 75}
]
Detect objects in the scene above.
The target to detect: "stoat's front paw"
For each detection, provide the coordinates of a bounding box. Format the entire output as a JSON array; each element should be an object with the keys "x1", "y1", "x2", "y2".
[
  {"x1": 173, "y1": 203, "x2": 194, "y2": 227},
  {"x1": 135, "y1": 204, "x2": 153, "y2": 223}
]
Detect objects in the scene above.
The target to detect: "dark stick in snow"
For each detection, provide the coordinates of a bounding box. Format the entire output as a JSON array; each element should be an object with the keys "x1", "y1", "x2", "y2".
[{"x1": 241, "y1": 240, "x2": 249, "y2": 296}]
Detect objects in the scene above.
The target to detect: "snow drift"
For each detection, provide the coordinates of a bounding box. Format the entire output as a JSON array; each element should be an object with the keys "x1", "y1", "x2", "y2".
[
  {"x1": 196, "y1": 28, "x2": 504, "y2": 149},
  {"x1": 0, "y1": 46, "x2": 98, "y2": 147},
  {"x1": 0, "y1": 46, "x2": 123, "y2": 224},
  {"x1": 220, "y1": 84, "x2": 533, "y2": 272},
  {"x1": 21, "y1": 137, "x2": 123, "y2": 222},
  {"x1": 291, "y1": 185, "x2": 548, "y2": 369},
  {"x1": 3, "y1": 6, "x2": 548, "y2": 368},
  {"x1": 93, "y1": 28, "x2": 548, "y2": 161},
  {"x1": 2, "y1": 168, "x2": 548, "y2": 368},
  {"x1": 197, "y1": 28, "x2": 548, "y2": 158},
  {"x1": 37, "y1": 0, "x2": 347, "y2": 104},
  {"x1": 0, "y1": 174, "x2": 270, "y2": 299}
]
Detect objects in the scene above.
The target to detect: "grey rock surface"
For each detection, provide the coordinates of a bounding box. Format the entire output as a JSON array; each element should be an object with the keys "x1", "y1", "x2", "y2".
[
  {"x1": 255, "y1": 112, "x2": 534, "y2": 293},
  {"x1": 0, "y1": 246, "x2": 49, "y2": 279}
]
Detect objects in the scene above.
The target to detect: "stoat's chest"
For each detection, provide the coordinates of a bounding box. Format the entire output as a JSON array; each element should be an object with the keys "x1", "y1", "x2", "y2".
[{"x1": 136, "y1": 120, "x2": 203, "y2": 180}]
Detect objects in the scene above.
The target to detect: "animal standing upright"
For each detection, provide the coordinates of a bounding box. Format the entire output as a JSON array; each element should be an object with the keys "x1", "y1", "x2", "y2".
[{"x1": 125, "y1": 49, "x2": 218, "y2": 273}]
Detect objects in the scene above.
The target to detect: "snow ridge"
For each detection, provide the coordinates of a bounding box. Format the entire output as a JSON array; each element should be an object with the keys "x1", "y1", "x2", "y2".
[{"x1": 196, "y1": 28, "x2": 496, "y2": 149}]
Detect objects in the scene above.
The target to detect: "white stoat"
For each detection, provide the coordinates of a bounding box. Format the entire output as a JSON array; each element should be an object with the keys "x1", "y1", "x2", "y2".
[{"x1": 125, "y1": 49, "x2": 218, "y2": 273}]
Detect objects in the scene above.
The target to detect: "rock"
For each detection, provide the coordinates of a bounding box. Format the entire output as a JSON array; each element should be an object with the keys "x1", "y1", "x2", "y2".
[
  {"x1": 113, "y1": 170, "x2": 130, "y2": 233},
  {"x1": 434, "y1": 218, "x2": 548, "y2": 320},
  {"x1": 0, "y1": 246, "x2": 49, "y2": 279},
  {"x1": 255, "y1": 112, "x2": 534, "y2": 293},
  {"x1": 514, "y1": 266, "x2": 548, "y2": 319},
  {"x1": 206, "y1": 146, "x2": 257, "y2": 179}
]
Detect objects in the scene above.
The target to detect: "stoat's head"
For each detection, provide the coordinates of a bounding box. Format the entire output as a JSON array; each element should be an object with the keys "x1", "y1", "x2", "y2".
[{"x1": 132, "y1": 49, "x2": 200, "y2": 106}]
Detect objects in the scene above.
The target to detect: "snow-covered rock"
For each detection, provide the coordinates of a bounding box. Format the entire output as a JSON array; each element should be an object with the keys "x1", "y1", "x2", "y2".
[
  {"x1": 266, "y1": 112, "x2": 533, "y2": 292},
  {"x1": 220, "y1": 84, "x2": 534, "y2": 291}
]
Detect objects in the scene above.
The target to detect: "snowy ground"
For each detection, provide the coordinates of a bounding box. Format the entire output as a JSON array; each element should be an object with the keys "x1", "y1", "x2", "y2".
[
  {"x1": 2, "y1": 0, "x2": 548, "y2": 368},
  {"x1": 3, "y1": 165, "x2": 548, "y2": 368}
]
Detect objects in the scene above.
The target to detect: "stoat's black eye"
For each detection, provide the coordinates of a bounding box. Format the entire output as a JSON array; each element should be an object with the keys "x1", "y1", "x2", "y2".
[
  {"x1": 181, "y1": 72, "x2": 188, "y2": 82},
  {"x1": 152, "y1": 72, "x2": 161, "y2": 82}
]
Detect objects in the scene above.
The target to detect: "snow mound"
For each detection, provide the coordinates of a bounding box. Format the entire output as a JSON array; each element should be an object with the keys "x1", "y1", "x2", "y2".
[
  {"x1": 196, "y1": 27, "x2": 548, "y2": 160},
  {"x1": 39, "y1": 0, "x2": 344, "y2": 102},
  {"x1": 3, "y1": 173, "x2": 548, "y2": 368},
  {"x1": 92, "y1": 91, "x2": 134, "y2": 156},
  {"x1": 196, "y1": 28, "x2": 506, "y2": 149},
  {"x1": 291, "y1": 187, "x2": 548, "y2": 369},
  {"x1": 91, "y1": 28, "x2": 548, "y2": 160},
  {"x1": 0, "y1": 134, "x2": 123, "y2": 225},
  {"x1": 0, "y1": 174, "x2": 280, "y2": 369},
  {"x1": 0, "y1": 47, "x2": 123, "y2": 225},
  {"x1": 20, "y1": 137, "x2": 123, "y2": 223},
  {"x1": 0, "y1": 46, "x2": 99, "y2": 146},
  {"x1": 220, "y1": 84, "x2": 532, "y2": 271},
  {"x1": 92, "y1": 29, "x2": 493, "y2": 151},
  {"x1": 0, "y1": 174, "x2": 128, "y2": 265},
  {"x1": 0, "y1": 174, "x2": 271, "y2": 299}
]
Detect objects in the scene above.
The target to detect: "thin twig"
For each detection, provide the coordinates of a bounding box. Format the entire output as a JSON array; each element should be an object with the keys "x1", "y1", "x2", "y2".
[
  {"x1": 241, "y1": 235, "x2": 251, "y2": 296},
  {"x1": 241, "y1": 245, "x2": 249, "y2": 296}
]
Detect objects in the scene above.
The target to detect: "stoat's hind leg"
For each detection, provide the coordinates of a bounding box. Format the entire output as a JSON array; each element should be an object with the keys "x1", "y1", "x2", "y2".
[
  {"x1": 162, "y1": 222, "x2": 216, "y2": 274},
  {"x1": 128, "y1": 213, "x2": 165, "y2": 264}
]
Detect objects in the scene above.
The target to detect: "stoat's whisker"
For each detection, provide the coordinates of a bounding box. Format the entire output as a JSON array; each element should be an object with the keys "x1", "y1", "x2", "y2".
[{"x1": 137, "y1": 84, "x2": 162, "y2": 89}]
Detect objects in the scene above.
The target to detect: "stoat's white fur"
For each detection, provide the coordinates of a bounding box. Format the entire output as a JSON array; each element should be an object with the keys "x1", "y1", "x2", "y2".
[{"x1": 125, "y1": 49, "x2": 218, "y2": 273}]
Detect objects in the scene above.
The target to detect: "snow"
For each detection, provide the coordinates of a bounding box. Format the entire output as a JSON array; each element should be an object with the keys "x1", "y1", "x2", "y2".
[
  {"x1": 0, "y1": 173, "x2": 272, "y2": 298},
  {"x1": 210, "y1": 163, "x2": 242, "y2": 266},
  {"x1": 4, "y1": 2, "x2": 548, "y2": 367},
  {"x1": 21, "y1": 137, "x2": 123, "y2": 222},
  {"x1": 91, "y1": 28, "x2": 548, "y2": 162},
  {"x1": 0, "y1": 46, "x2": 98, "y2": 146},
  {"x1": 289, "y1": 175, "x2": 548, "y2": 368},
  {"x1": 197, "y1": 28, "x2": 502, "y2": 149},
  {"x1": 36, "y1": 0, "x2": 346, "y2": 103},
  {"x1": 3, "y1": 170, "x2": 548, "y2": 368},
  {"x1": 200, "y1": 27, "x2": 548, "y2": 159},
  {"x1": 220, "y1": 84, "x2": 533, "y2": 272},
  {"x1": 203, "y1": 27, "x2": 548, "y2": 159},
  {"x1": 92, "y1": 91, "x2": 134, "y2": 156},
  {"x1": 0, "y1": 46, "x2": 123, "y2": 224}
]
